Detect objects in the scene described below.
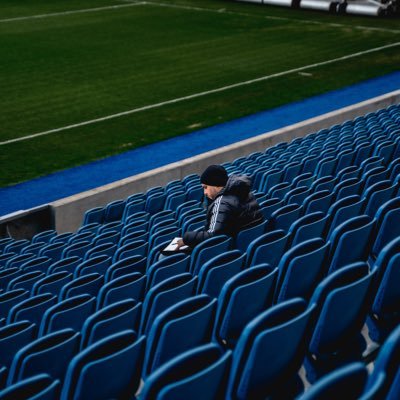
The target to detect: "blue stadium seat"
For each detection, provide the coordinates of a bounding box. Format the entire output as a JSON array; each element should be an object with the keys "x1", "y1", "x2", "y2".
[
  {"x1": 246, "y1": 229, "x2": 290, "y2": 268},
  {"x1": 140, "y1": 273, "x2": 197, "y2": 335},
  {"x1": 39, "y1": 242, "x2": 69, "y2": 262},
  {"x1": 61, "y1": 331, "x2": 145, "y2": 400},
  {"x1": 96, "y1": 272, "x2": 146, "y2": 309},
  {"x1": 0, "y1": 321, "x2": 37, "y2": 369},
  {"x1": 74, "y1": 254, "x2": 112, "y2": 278},
  {"x1": 197, "y1": 250, "x2": 246, "y2": 298},
  {"x1": 235, "y1": 220, "x2": 267, "y2": 253},
  {"x1": 32, "y1": 230, "x2": 57, "y2": 244},
  {"x1": 112, "y1": 240, "x2": 148, "y2": 262},
  {"x1": 82, "y1": 207, "x2": 104, "y2": 225},
  {"x1": 288, "y1": 211, "x2": 329, "y2": 246},
  {"x1": 214, "y1": 264, "x2": 278, "y2": 348},
  {"x1": 274, "y1": 238, "x2": 330, "y2": 303},
  {"x1": 92, "y1": 230, "x2": 120, "y2": 247},
  {"x1": 0, "y1": 289, "x2": 29, "y2": 320},
  {"x1": 103, "y1": 199, "x2": 126, "y2": 223},
  {"x1": 226, "y1": 298, "x2": 315, "y2": 400},
  {"x1": 305, "y1": 262, "x2": 376, "y2": 382},
  {"x1": 0, "y1": 269, "x2": 22, "y2": 292},
  {"x1": 39, "y1": 294, "x2": 95, "y2": 336},
  {"x1": 140, "y1": 343, "x2": 231, "y2": 400},
  {"x1": 105, "y1": 255, "x2": 147, "y2": 282},
  {"x1": 190, "y1": 235, "x2": 232, "y2": 275},
  {"x1": 59, "y1": 273, "x2": 103, "y2": 301},
  {"x1": 20, "y1": 256, "x2": 52, "y2": 274},
  {"x1": 143, "y1": 295, "x2": 217, "y2": 378},
  {"x1": 31, "y1": 271, "x2": 73, "y2": 297},
  {"x1": 327, "y1": 215, "x2": 375, "y2": 274},
  {"x1": 7, "y1": 329, "x2": 80, "y2": 385},
  {"x1": 0, "y1": 374, "x2": 60, "y2": 400},
  {"x1": 268, "y1": 203, "x2": 303, "y2": 232},
  {"x1": 297, "y1": 362, "x2": 368, "y2": 400},
  {"x1": 146, "y1": 253, "x2": 190, "y2": 289},
  {"x1": 47, "y1": 256, "x2": 81, "y2": 275},
  {"x1": 81, "y1": 299, "x2": 141, "y2": 348}
]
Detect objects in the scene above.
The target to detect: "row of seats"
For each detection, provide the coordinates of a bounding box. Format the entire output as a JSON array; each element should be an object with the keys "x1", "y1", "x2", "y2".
[{"x1": 0, "y1": 103, "x2": 399, "y2": 398}]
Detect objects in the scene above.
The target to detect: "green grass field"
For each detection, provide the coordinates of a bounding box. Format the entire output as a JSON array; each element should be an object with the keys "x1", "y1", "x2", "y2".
[{"x1": 1, "y1": 0, "x2": 399, "y2": 187}]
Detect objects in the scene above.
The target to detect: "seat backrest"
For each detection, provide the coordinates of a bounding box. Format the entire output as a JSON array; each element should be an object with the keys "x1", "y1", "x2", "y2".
[
  {"x1": 140, "y1": 273, "x2": 197, "y2": 335},
  {"x1": 143, "y1": 295, "x2": 217, "y2": 377},
  {"x1": 39, "y1": 294, "x2": 96, "y2": 336},
  {"x1": 214, "y1": 264, "x2": 278, "y2": 348},
  {"x1": 7, "y1": 328, "x2": 81, "y2": 385},
  {"x1": 140, "y1": 343, "x2": 232, "y2": 400},
  {"x1": 61, "y1": 330, "x2": 145, "y2": 400},
  {"x1": 190, "y1": 235, "x2": 232, "y2": 275},
  {"x1": 105, "y1": 255, "x2": 146, "y2": 282},
  {"x1": 226, "y1": 298, "x2": 315, "y2": 400},
  {"x1": 0, "y1": 321, "x2": 36, "y2": 368},
  {"x1": 308, "y1": 263, "x2": 376, "y2": 357},
  {"x1": 0, "y1": 373, "x2": 60, "y2": 400},
  {"x1": 296, "y1": 362, "x2": 368, "y2": 400},
  {"x1": 197, "y1": 250, "x2": 246, "y2": 298},
  {"x1": 275, "y1": 238, "x2": 330, "y2": 304},
  {"x1": 96, "y1": 272, "x2": 146, "y2": 309},
  {"x1": 81, "y1": 299, "x2": 142, "y2": 349},
  {"x1": 235, "y1": 220, "x2": 267, "y2": 254}
]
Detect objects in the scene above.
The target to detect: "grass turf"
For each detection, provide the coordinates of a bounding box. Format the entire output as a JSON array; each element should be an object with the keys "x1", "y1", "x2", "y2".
[{"x1": 0, "y1": 0, "x2": 399, "y2": 187}]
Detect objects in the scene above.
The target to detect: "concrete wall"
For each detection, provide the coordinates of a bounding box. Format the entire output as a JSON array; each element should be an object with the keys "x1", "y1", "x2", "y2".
[{"x1": 2, "y1": 89, "x2": 399, "y2": 237}]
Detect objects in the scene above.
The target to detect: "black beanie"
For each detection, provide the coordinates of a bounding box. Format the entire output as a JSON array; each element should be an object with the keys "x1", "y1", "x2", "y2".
[{"x1": 200, "y1": 165, "x2": 228, "y2": 187}]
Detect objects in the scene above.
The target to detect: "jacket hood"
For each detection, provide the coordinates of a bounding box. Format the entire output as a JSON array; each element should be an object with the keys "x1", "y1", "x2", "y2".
[{"x1": 222, "y1": 174, "x2": 252, "y2": 200}]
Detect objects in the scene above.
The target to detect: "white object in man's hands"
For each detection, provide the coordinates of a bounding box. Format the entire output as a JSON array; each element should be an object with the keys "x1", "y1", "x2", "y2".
[{"x1": 163, "y1": 237, "x2": 189, "y2": 252}]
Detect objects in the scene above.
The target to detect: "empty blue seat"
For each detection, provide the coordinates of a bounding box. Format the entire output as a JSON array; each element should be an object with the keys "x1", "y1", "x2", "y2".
[
  {"x1": 81, "y1": 299, "x2": 142, "y2": 348},
  {"x1": 140, "y1": 343, "x2": 231, "y2": 400},
  {"x1": 333, "y1": 177, "x2": 363, "y2": 200},
  {"x1": 288, "y1": 211, "x2": 329, "y2": 246},
  {"x1": 61, "y1": 241, "x2": 92, "y2": 259},
  {"x1": 235, "y1": 220, "x2": 266, "y2": 253},
  {"x1": 5, "y1": 253, "x2": 36, "y2": 269},
  {"x1": 105, "y1": 255, "x2": 147, "y2": 282},
  {"x1": 84, "y1": 242, "x2": 117, "y2": 261},
  {"x1": 92, "y1": 230, "x2": 120, "y2": 247},
  {"x1": 145, "y1": 192, "x2": 166, "y2": 214},
  {"x1": 96, "y1": 272, "x2": 146, "y2": 309},
  {"x1": 59, "y1": 273, "x2": 103, "y2": 301},
  {"x1": 20, "y1": 256, "x2": 52, "y2": 274},
  {"x1": 39, "y1": 294, "x2": 96, "y2": 336},
  {"x1": 74, "y1": 255, "x2": 112, "y2": 278},
  {"x1": 47, "y1": 256, "x2": 81, "y2": 275},
  {"x1": 226, "y1": 298, "x2": 315, "y2": 400},
  {"x1": 326, "y1": 195, "x2": 365, "y2": 237},
  {"x1": 61, "y1": 330, "x2": 145, "y2": 400},
  {"x1": 297, "y1": 362, "x2": 368, "y2": 400},
  {"x1": 274, "y1": 238, "x2": 330, "y2": 303},
  {"x1": 143, "y1": 295, "x2": 217, "y2": 377},
  {"x1": 140, "y1": 273, "x2": 197, "y2": 335},
  {"x1": 197, "y1": 250, "x2": 246, "y2": 298},
  {"x1": 146, "y1": 253, "x2": 190, "y2": 289},
  {"x1": 21, "y1": 242, "x2": 47, "y2": 257},
  {"x1": 32, "y1": 230, "x2": 57, "y2": 244},
  {"x1": 363, "y1": 324, "x2": 400, "y2": 399},
  {"x1": 0, "y1": 373, "x2": 60, "y2": 400},
  {"x1": 4, "y1": 239, "x2": 30, "y2": 255},
  {"x1": 0, "y1": 268, "x2": 21, "y2": 292},
  {"x1": 246, "y1": 229, "x2": 290, "y2": 268},
  {"x1": 112, "y1": 240, "x2": 148, "y2": 262},
  {"x1": 0, "y1": 321, "x2": 36, "y2": 369},
  {"x1": 7, "y1": 329, "x2": 80, "y2": 385},
  {"x1": 122, "y1": 200, "x2": 146, "y2": 222},
  {"x1": 303, "y1": 190, "x2": 334, "y2": 214},
  {"x1": 363, "y1": 180, "x2": 398, "y2": 218},
  {"x1": 118, "y1": 230, "x2": 149, "y2": 247},
  {"x1": 259, "y1": 197, "x2": 284, "y2": 220},
  {"x1": 268, "y1": 203, "x2": 303, "y2": 232},
  {"x1": 190, "y1": 235, "x2": 232, "y2": 275},
  {"x1": 39, "y1": 242, "x2": 68, "y2": 262},
  {"x1": 305, "y1": 262, "x2": 376, "y2": 382},
  {"x1": 31, "y1": 271, "x2": 73, "y2": 297},
  {"x1": 327, "y1": 215, "x2": 375, "y2": 274},
  {"x1": 371, "y1": 197, "x2": 400, "y2": 260},
  {"x1": 82, "y1": 207, "x2": 104, "y2": 225},
  {"x1": 214, "y1": 264, "x2": 278, "y2": 348},
  {"x1": 7, "y1": 293, "x2": 57, "y2": 330},
  {"x1": 0, "y1": 289, "x2": 29, "y2": 320},
  {"x1": 103, "y1": 199, "x2": 125, "y2": 223}
]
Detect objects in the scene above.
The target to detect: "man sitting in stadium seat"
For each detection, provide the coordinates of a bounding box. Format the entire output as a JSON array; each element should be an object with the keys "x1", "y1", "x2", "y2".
[{"x1": 176, "y1": 164, "x2": 264, "y2": 250}]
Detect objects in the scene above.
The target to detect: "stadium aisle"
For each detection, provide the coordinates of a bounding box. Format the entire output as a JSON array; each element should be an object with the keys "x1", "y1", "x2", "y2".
[{"x1": 1, "y1": 71, "x2": 400, "y2": 217}]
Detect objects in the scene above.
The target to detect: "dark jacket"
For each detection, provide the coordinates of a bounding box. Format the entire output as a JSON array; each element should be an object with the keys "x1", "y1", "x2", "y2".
[{"x1": 183, "y1": 174, "x2": 264, "y2": 247}]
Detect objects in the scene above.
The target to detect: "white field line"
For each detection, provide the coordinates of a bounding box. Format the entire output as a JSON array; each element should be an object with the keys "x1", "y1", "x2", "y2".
[
  {"x1": 1, "y1": 41, "x2": 400, "y2": 147},
  {"x1": 0, "y1": 2, "x2": 144, "y2": 23},
  {"x1": 144, "y1": 1, "x2": 400, "y2": 34}
]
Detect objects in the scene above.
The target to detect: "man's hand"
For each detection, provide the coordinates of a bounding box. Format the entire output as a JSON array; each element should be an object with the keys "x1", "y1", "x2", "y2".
[{"x1": 176, "y1": 238, "x2": 186, "y2": 249}]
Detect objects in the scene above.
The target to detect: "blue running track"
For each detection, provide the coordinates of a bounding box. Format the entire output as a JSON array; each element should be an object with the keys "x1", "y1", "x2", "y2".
[{"x1": 1, "y1": 71, "x2": 400, "y2": 217}]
